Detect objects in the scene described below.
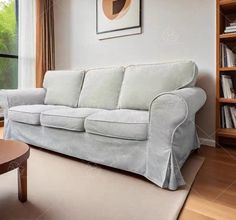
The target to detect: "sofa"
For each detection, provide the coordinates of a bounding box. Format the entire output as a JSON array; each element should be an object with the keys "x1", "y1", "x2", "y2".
[{"x1": 0, "y1": 61, "x2": 206, "y2": 190}]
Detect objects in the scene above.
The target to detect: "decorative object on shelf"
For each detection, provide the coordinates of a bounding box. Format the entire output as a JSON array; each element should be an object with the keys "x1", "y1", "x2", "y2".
[{"x1": 96, "y1": 0, "x2": 141, "y2": 40}]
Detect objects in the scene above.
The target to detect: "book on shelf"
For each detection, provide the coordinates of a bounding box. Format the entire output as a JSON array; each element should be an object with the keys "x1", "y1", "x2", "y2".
[
  {"x1": 224, "y1": 21, "x2": 236, "y2": 33},
  {"x1": 221, "y1": 43, "x2": 236, "y2": 68},
  {"x1": 221, "y1": 75, "x2": 236, "y2": 99},
  {"x1": 229, "y1": 22, "x2": 236, "y2": 27},
  {"x1": 230, "y1": 107, "x2": 236, "y2": 128},
  {"x1": 221, "y1": 107, "x2": 226, "y2": 128},
  {"x1": 221, "y1": 105, "x2": 236, "y2": 129},
  {"x1": 221, "y1": 106, "x2": 236, "y2": 128},
  {"x1": 224, "y1": 27, "x2": 236, "y2": 33}
]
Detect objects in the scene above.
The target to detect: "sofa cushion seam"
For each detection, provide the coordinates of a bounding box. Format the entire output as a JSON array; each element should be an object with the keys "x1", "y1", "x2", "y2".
[
  {"x1": 86, "y1": 130, "x2": 147, "y2": 141},
  {"x1": 86, "y1": 118, "x2": 149, "y2": 125},
  {"x1": 41, "y1": 123, "x2": 84, "y2": 132},
  {"x1": 41, "y1": 113, "x2": 88, "y2": 120}
]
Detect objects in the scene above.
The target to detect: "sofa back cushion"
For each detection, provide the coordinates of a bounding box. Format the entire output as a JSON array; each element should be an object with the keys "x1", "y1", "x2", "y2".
[
  {"x1": 43, "y1": 70, "x2": 85, "y2": 107},
  {"x1": 118, "y1": 61, "x2": 197, "y2": 110},
  {"x1": 78, "y1": 67, "x2": 124, "y2": 109}
]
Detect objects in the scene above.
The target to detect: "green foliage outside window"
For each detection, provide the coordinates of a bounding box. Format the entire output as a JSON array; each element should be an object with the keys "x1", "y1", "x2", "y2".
[{"x1": 0, "y1": 0, "x2": 18, "y2": 89}]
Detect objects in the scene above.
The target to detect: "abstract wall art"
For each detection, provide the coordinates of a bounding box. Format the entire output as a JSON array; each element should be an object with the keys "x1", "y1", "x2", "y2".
[{"x1": 96, "y1": 0, "x2": 141, "y2": 40}]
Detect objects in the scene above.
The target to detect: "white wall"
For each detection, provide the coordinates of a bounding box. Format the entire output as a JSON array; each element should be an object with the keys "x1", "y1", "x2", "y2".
[{"x1": 54, "y1": 0, "x2": 216, "y2": 143}]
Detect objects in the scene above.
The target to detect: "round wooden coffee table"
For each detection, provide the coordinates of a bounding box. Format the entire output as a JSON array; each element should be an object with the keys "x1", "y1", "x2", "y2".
[{"x1": 0, "y1": 139, "x2": 30, "y2": 202}]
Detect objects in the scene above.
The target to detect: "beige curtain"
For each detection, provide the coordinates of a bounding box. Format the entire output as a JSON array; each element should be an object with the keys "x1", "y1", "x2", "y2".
[{"x1": 36, "y1": 0, "x2": 55, "y2": 88}]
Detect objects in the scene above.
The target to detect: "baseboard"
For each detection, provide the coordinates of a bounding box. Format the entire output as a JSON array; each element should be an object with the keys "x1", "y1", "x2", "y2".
[{"x1": 199, "y1": 138, "x2": 216, "y2": 147}]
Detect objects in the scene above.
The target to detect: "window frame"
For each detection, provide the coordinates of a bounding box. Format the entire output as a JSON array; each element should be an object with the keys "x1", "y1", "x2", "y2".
[
  {"x1": 0, "y1": 0, "x2": 19, "y2": 123},
  {"x1": 0, "y1": 54, "x2": 18, "y2": 59}
]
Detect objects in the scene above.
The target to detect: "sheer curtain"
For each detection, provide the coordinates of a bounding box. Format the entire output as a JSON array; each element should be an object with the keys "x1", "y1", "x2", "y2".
[{"x1": 18, "y1": 0, "x2": 36, "y2": 88}]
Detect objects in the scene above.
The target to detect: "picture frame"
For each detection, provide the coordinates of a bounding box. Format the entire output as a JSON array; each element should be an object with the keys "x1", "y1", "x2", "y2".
[{"x1": 96, "y1": 0, "x2": 142, "y2": 40}]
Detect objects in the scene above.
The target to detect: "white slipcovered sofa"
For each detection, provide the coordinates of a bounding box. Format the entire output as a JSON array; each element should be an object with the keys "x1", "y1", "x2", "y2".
[{"x1": 0, "y1": 61, "x2": 206, "y2": 190}]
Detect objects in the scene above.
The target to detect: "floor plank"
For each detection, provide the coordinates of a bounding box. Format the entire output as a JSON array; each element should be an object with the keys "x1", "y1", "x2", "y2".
[
  {"x1": 182, "y1": 195, "x2": 236, "y2": 219},
  {"x1": 180, "y1": 209, "x2": 215, "y2": 220}
]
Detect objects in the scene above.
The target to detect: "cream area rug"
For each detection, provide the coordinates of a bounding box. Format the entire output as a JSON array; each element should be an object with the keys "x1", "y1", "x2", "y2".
[{"x1": 0, "y1": 148, "x2": 204, "y2": 220}]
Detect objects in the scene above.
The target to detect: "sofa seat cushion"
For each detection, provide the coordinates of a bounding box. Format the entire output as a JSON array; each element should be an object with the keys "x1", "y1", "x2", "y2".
[
  {"x1": 85, "y1": 110, "x2": 149, "y2": 140},
  {"x1": 41, "y1": 108, "x2": 102, "y2": 131},
  {"x1": 8, "y1": 105, "x2": 64, "y2": 125}
]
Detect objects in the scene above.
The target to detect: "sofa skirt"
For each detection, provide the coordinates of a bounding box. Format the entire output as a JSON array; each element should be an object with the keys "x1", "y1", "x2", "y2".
[
  {"x1": 5, "y1": 121, "x2": 147, "y2": 175},
  {"x1": 4, "y1": 120, "x2": 198, "y2": 190}
]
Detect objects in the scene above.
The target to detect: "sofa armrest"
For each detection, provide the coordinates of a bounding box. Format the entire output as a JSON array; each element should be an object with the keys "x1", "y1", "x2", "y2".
[
  {"x1": 145, "y1": 87, "x2": 206, "y2": 190},
  {"x1": 0, "y1": 88, "x2": 46, "y2": 111},
  {"x1": 149, "y1": 87, "x2": 206, "y2": 129}
]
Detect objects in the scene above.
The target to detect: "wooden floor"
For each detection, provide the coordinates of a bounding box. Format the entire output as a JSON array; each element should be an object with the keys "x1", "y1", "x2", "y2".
[
  {"x1": 180, "y1": 145, "x2": 236, "y2": 220},
  {"x1": 0, "y1": 128, "x2": 235, "y2": 219}
]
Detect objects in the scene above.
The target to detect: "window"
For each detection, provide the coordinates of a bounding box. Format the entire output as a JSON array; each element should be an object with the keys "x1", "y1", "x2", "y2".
[
  {"x1": 0, "y1": 0, "x2": 18, "y2": 90},
  {"x1": 0, "y1": 0, "x2": 18, "y2": 120}
]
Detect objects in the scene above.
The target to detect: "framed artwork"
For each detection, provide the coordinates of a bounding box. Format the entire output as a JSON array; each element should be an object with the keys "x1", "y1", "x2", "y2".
[{"x1": 96, "y1": 0, "x2": 142, "y2": 40}]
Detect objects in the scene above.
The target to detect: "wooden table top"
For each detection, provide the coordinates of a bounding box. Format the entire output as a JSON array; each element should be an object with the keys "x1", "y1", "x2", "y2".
[{"x1": 0, "y1": 139, "x2": 30, "y2": 175}]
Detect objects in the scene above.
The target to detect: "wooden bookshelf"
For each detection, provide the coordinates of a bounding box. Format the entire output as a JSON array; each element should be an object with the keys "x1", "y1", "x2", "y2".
[{"x1": 216, "y1": 0, "x2": 236, "y2": 145}]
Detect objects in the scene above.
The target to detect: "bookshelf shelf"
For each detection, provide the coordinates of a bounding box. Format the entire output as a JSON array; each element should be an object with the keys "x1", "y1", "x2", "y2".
[
  {"x1": 220, "y1": 33, "x2": 236, "y2": 41},
  {"x1": 220, "y1": 0, "x2": 236, "y2": 5},
  {"x1": 219, "y1": 98, "x2": 236, "y2": 103},
  {"x1": 216, "y1": 0, "x2": 236, "y2": 146},
  {"x1": 220, "y1": 67, "x2": 236, "y2": 71},
  {"x1": 220, "y1": 0, "x2": 236, "y2": 12},
  {"x1": 217, "y1": 128, "x2": 236, "y2": 138}
]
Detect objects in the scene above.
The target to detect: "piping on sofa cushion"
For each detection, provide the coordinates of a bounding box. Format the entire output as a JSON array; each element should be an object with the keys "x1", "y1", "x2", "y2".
[{"x1": 8, "y1": 105, "x2": 65, "y2": 125}]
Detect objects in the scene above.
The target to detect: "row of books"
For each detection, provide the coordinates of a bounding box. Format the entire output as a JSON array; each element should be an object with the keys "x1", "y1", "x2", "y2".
[
  {"x1": 224, "y1": 21, "x2": 236, "y2": 33},
  {"x1": 221, "y1": 43, "x2": 236, "y2": 67},
  {"x1": 221, "y1": 105, "x2": 236, "y2": 128},
  {"x1": 221, "y1": 75, "x2": 236, "y2": 99}
]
